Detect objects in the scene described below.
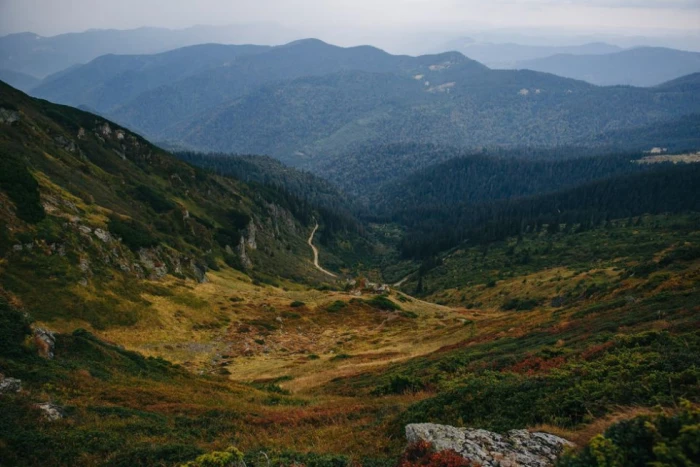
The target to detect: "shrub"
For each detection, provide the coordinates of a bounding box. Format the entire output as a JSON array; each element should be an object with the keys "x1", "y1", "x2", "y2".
[
  {"x1": 108, "y1": 216, "x2": 158, "y2": 251},
  {"x1": 183, "y1": 447, "x2": 244, "y2": 467},
  {"x1": 558, "y1": 401, "x2": 700, "y2": 467},
  {"x1": 132, "y1": 185, "x2": 176, "y2": 213},
  {"x1": 0, "y1": 151, "x2": 45, "y2": 223},
  {"x1": 367, "y1": 295, "x2": 401, "y2": 311},
  {"x1": 374, "y1": 375, "x2": 425, "y2": 395},
  {"x1": 399, "y1": 441, "x2": 472, "y2": 467},
  {"x1": 501, "y1": 297, "x2": 540, "y2": 311},
  {"x1": 326, "y1": 300, "x2": 347, "y2": 313},
  {"x1": 290, "y1": 301, "x2": 305, "y2": 308},
  {"x1": 0, "y1": 297, "x2": 32, "y2": 358},
  {"x1": 109, "y1": 443, "x2": 203, "y2": 467}
]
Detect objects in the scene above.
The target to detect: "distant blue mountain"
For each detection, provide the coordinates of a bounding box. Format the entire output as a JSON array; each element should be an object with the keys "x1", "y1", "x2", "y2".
[{"x1": 516, "y1": 47, "x2": 700, "y2": 87}]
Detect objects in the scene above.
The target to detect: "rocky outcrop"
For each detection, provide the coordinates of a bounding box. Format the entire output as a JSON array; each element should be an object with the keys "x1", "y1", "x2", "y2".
[
  {"x1": 406, "y1": 423, "x2": 573, "y2": 467},
  {"x1": 236, "y1": 236, "x2": 253, "y2": 271},
  {"x1": 33, "y1": 328, "x2": 56, "y2": 359},
  {"x1": 35, "y1": 402, "x2": 65, "y2": 421},
  {"x1": 0, "y1": 374, "x2": 22, "y2": 394},
  {"x1": 0, "y1": 107, "x2": 20, "y2": 124}
]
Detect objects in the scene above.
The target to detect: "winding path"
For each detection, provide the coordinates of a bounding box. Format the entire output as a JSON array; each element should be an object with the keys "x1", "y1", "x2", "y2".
[
  {"x1": 307, "y1": 223, "x2": 337, "y2": 278},
  {"x1": 393, "y1": 274, "x2": 412, "y2": 287}
]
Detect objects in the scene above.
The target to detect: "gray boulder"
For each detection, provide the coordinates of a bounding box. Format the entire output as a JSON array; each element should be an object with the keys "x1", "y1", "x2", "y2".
[
  {"x1": 0, "y1": 375, "x2": 22, "y2": 394},
  {"x1": 35, "y1": 402, "x2": 65, "y2": 421},
  {"x1": 406, "y1": 423, "x2": 573, "y2": 467}
]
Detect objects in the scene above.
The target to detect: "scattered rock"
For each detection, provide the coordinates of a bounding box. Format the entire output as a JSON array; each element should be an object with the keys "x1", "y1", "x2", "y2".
[
  {"x1": 0, "y1": 107, "x2": 20, "y2": 124},
  {"x1": 98, "y1": 122, "x2": 112, "y2": 137},
  {"x1": 0, "y1": 375, "x2": 22, "y2": 394},
  {"x1": 33, "y1": 328, "x2": 56, "y2": 359},
  {"x1": 35, "y1": 402, "x2": 65, "y2": 421},
  {"x1": 94, "y1": 228, "x2": 112, "y2": 243},
  {"x1": 53, "y1": 135, "x2": 76, "y2": 152},
  {"x1": 139, "y1": 248, "x2": 168, "y2": 279},
  {"x1": 406, "y1": 423, "x2": 573, "y2": 467}
]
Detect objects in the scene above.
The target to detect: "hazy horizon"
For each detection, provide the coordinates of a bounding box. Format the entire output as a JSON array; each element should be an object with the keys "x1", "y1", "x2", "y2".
[{"x1": 1, "y1": 0, "x2": 699, "y2": 54}]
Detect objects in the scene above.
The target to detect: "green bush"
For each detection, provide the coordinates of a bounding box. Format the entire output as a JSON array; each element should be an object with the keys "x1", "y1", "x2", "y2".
[
  {"x1": 109, "y1": 443, "x2": 204, "y2": 467},
  {"x1": 0, "y1": 297, "x2": 32, "y2": 358},
  {"x1": 132, "y1": 185, "x2": 176, "y2": 213},
  {"x1": 183, "y1": 447, "x2": 243, "y2": 467},
  {"x1": 558, "y1": 401, "x2": 700, "y2": 467},
  {"x1": 374, "y1": 374, "x2": 425, "y2": 395},
  {"x1": 501, "y1": 297, "x2": 540, "y2": 311},
  {"x1": 108, "y1": 216, "x2": 158, "y2": 251},
  {"x1": 0, "y1": 151, "x2": 45, "y2": 223},
  {"x1": 327, "y1": 300, "x2": 347, "y2": 313},
  {"x1": 367, "y1": 295, "x2": 401, "y2": 311},
  {"x1": 290, "y1": 301, "x2": 305, "y2": 308}
]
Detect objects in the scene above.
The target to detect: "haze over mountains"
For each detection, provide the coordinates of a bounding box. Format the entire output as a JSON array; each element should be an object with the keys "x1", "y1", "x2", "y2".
[
  {"x1": 0, "y1": 24, "x2": 300, "y2": 78},
  {"x1": 516, "y1": 47, "x2": 700, "y2": 87},
  {"x1": 26, "y1": 38, "x2": 700, "y2": 166},
  {"x1": 439, "y1": 39, "x2": 623, "y2": 68}
]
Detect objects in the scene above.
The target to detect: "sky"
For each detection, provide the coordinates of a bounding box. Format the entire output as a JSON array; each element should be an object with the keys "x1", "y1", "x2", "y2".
[{"x1": 1, "y1": 0, "x2": 699, "y2": 39}]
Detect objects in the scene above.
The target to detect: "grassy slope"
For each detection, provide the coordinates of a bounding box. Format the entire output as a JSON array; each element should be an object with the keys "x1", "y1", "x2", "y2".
[{"x1": 3, "y1": 214, "x2": 698, "y2": 466}]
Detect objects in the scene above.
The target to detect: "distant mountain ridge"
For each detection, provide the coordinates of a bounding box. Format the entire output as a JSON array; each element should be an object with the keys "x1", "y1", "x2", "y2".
[
  {"x1": 32, "y1": 43, "x2": 271, "y2": 112},
  {"x1": 516, "y1": 47, "x2": 700, "y2": 87},
  {"x1": 0, "y1": 24, "x2": 300, "y2": 78},
  {"x1": 440, "y1": 39, "x2": 622, "y2": 67},
  {"x1": 27, "y1": 39, "x2": 700, "y2": 164}
]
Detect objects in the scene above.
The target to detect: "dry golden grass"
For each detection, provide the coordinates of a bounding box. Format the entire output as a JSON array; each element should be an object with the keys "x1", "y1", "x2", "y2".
[{"x1": 40, "y1": 267, "x2": 473, "y2": 395}]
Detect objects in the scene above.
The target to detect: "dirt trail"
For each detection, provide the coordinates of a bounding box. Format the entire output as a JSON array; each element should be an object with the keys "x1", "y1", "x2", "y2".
[
  {"x1": 393, "y1": 274, "x2": 412, "y2": 287},
  {"x1": 308, "y1": 223, "x2": 337, "y2": 278}
]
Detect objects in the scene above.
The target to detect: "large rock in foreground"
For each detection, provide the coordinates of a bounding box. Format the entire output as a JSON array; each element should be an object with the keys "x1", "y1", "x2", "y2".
[{"x1": 406, "y1": 423, "x2": 573, "y2": 467}]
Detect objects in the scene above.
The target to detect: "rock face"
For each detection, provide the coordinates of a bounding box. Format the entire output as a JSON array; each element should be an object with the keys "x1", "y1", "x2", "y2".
[
  {"x1": 33, "y1": 328, "x2": 56, "y2": 359},
  {"x1": 406, "y1": 423, "x2": 573, "y2": 467}
]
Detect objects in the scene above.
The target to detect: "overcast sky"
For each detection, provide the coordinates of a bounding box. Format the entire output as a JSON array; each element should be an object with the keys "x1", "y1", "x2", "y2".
[{"x1": 1, "y1": 0, "x2": 699, "y2": 38}]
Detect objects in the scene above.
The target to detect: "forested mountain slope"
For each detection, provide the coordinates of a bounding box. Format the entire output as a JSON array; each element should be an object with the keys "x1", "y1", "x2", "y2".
[
  {"x1": 31, "y1": 43, "x2": 271, "y2": 112},
  {"x1": 0, "y1": 81, "x2": 358, "y2": 329},
  {"x1": 169, "y1": 67, "x2": 700, "y2": 163},
  {"x1": 394, "y1": 163, "x2": 700, "y2": 257},
  {"x1": 370, "y1": 152, "x2": 652, "y2": 214},
  {"x1": 30, "y1": 39, "x2": 700, "y2": 164}
]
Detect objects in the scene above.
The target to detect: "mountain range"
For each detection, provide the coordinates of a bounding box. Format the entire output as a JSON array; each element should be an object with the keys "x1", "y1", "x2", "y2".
[
  {"x1": 0, "y1": 24, "x2": 300, "y2": 79},
  {"x1": 515, "y1": 46, "x2": 700, "y2": 87},
  {"x1": 439, "y1": 39, "x2": 623, "y2": 68},
  {"x1": 29, "y1": 39, "x2": 700, "y2": 165}
]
